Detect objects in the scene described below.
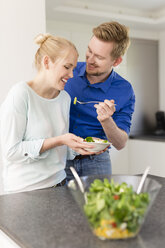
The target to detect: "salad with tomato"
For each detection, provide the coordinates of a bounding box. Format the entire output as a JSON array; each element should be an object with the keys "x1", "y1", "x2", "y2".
[{"x1": 84, "y1": 178, "x2": 150, "y2": 239}]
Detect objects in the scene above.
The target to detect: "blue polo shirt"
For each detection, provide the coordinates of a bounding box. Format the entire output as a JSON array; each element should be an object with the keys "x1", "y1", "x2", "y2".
[{"x1": 64, "y1": 62, "x2": 135, "y2": 139}]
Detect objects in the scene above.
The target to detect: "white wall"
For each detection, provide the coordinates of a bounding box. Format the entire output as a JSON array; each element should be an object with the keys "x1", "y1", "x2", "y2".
[
  {"x1": 47, "y1": 20, "x2": 93, "y2": 61},
  {"x1": 127, "y1": 39, "x2": 159, "y2": 135},
  {"x1": 0, "y1": 0, "x2": 46, "y2": 194},
  {"x1": 0, "y1": 0, "x2": 46, "y2": 104},
  {"x1": 47, "y1": 20, "x2": 159, "y2": 61},
  {"x1": 159, "y1": 31, "x2": 165, "y2": 111}
]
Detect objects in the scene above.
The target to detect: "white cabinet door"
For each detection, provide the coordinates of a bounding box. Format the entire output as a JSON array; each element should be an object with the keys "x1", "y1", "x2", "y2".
[
  {"x1": 128, "y1": 139, "x2": 165, "y2": 177},
  {"x1": 110, "y1": 145, "x2": 129, "y2": 174},
  {"x1": 0, "y1": 230, "x2": 21, "y2": 248}
]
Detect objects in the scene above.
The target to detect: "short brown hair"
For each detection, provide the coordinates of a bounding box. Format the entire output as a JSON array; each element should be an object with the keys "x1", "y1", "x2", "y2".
[
  {"x1": 34, "y1": 34, "x2": 78, "y2": 70},
  {"x1": 93, "y1": 21, "x2": 130, "y2": 59}
]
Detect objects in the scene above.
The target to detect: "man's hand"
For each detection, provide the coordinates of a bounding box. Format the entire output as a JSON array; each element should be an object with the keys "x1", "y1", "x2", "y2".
[
  {"x1": 94, "y1": 100, "x2": 128, "y2": 150},
  {"x1": 94, "y1": 99, "x2": 116, "y2": 122}
]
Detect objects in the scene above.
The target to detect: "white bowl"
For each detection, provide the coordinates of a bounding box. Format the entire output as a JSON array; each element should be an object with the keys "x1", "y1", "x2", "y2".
[{"x1": 83, "y1": 138, "x2": 111, "y2": 152}]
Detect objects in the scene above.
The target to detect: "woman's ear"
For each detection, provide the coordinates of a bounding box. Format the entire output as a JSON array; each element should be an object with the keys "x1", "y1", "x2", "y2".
[
  {"x1": 113, "y1": 57, "x2": 123, "y2": 67},
  {"x1": 43, "y1": 55, "x2": 49, "y2": 69}
]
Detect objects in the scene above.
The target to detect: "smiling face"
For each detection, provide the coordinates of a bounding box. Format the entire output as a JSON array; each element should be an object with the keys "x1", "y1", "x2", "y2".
[
  {"x1": 86, "y1": 36, "x2": 121, "y2": 80},
  {"x1": 46, "y1": 48, "x2": 78, "y2": 91}
]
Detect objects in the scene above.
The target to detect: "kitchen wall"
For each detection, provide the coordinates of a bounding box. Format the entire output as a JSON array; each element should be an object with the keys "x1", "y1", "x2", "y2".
[
  {"x1": 159, "y1": 31, "x2": 165, "y2": 110},
  {"x1": 0, "y1": 0, "x2": 46, "y2": 194},
  {"x1": 0, "y1": 0, "x2": 46, "y2": 104},
  {"x1": 46, "y1": 20, "x2": 159, "y2": 60},
  {"x1": 127, "y1": 38, "x2": 159, "y2": 135}
]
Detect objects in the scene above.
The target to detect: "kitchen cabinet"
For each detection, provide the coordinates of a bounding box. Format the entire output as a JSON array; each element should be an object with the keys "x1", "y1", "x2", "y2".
[
  {"x1": 0, "y1": 230, "x2": 20, "y2": 248},
  {"x1": 111, "y1": 138, "x2": 165, "y2": 177},
  {"x1": 110, "y1": 145, "x2": 129, "y2": 174},
  {"x1": 128, "y1": 139, "x2": 165, "y2": 177}
]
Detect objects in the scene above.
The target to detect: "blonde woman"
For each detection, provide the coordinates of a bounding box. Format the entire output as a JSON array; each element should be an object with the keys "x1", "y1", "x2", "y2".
[{"x1": 0, "y1": 34, "x2": 93, "y2": 194}]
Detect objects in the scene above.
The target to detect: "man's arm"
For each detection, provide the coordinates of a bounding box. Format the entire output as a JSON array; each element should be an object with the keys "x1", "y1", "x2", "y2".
[
  {"x1": 100, "y1": 117, "x2": 128, "y2": 150},
  {"x1": 94, "y1": 100, "x2": 128, "y2": 150}
]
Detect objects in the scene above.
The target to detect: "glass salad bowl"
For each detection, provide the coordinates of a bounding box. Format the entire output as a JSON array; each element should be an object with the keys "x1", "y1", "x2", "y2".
[{"x1": 68, "y1": 174, "x2": 161, "y2": 240}]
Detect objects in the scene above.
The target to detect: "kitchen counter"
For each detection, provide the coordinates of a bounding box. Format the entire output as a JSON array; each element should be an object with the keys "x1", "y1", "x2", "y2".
[
  {"x1": 129, "y1": 134, "x2": 165, "y2": 142},
  {"x1": 0, "y1": 175, "x2": 164, "y2": 248}
]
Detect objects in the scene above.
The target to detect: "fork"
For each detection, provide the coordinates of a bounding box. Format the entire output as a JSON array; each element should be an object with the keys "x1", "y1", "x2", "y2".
[
  {"x1": 76, "y1": 100, "x2": 117, "y2": 106},
  {"x1": 76, "y1": 100, "x2": 101, "y2": 104}
]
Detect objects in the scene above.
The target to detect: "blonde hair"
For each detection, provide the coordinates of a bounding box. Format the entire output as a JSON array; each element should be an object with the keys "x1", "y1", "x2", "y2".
[
  {"x1": 93, "y1": 22, "x2": 130, "y2": 59},
  {"x1": 34, "y1": 33, "x2": 78, "y2": 70}
]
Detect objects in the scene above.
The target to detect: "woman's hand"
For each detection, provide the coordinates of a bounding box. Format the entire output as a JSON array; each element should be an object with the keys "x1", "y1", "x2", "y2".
[
  {"x1": 40, "y1": 133, "x2": 110, "y2": 156},
  {"x1": 94, "y1": 99, "x2": 116, "y2": 123},
  {"x1": 61, "y1": 133, "x2": 95, "y2": 155}
]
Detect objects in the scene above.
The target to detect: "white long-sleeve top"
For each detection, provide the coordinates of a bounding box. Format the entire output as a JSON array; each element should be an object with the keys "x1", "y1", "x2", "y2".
[{"x1": 0, "y1": 82, "x2": 71, "y2": 194}]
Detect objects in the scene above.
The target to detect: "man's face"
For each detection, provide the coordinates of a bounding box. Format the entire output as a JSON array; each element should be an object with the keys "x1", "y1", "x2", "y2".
[{"x1": 86, "y1": 36, "x2": 116, "y2": 77}]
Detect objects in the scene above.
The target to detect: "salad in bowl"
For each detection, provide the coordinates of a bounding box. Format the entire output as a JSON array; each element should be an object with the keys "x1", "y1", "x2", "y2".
[
  {"x1": 83, "y1": 137, "x2": 111, "y2": 152},
  {"x1": 68, "y1": 174, "x2": 161, "y2": 240},
  {"x1": 84, "y1": 178, "x2": 149, "y2": 239}
]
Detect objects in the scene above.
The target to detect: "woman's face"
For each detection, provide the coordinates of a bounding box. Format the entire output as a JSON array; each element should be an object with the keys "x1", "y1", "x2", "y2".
[{"x1": 46, "y1": 49, "x2": 78, "y2": 91}]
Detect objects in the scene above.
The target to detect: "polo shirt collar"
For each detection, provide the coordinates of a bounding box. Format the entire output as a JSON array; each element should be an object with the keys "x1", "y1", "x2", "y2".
[
  {"x1": 78, "y1": 63, "x2": 86, "y2": 76},
  {"x1": 77, "y1": 64, "x2": 115, "y2": 93}
]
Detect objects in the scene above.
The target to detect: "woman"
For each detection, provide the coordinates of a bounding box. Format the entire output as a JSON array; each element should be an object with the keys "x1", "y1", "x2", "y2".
[{"x1": 0, "y1": 33, "x2": 93, "y2": 194}]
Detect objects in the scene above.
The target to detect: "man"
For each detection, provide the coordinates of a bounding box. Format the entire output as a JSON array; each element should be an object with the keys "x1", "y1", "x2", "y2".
[{"x1": 64, "y1": 21, "x2": 135, "y2": 180}]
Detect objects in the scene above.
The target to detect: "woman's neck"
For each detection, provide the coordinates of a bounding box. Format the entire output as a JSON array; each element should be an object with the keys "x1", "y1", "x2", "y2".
[{"x1": 27, "y1": 74, "x2": 59, "y2": 99}]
